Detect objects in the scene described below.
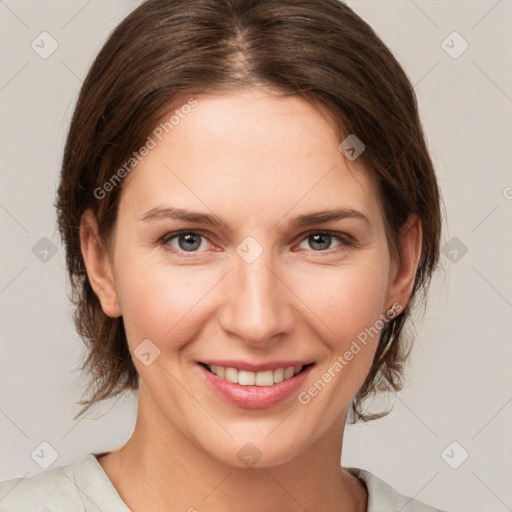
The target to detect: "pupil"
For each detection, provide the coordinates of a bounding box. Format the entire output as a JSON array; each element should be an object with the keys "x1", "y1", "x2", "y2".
[
  {"x1": 179, "y1": 233, "x2": 201, "y2": 251},
  {"x1": 310, "y1": 233, "x2": 330, "y2": 250}
]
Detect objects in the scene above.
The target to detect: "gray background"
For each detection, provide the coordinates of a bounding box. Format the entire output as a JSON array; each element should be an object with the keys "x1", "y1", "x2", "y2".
[{"x1": 1, "y1": 1, "x2": 511, "y2": 511}]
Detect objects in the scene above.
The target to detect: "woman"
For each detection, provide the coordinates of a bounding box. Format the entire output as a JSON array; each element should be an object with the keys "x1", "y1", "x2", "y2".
[{"x1": 0, "y1": 0, "x2": 447, "y2": 510}]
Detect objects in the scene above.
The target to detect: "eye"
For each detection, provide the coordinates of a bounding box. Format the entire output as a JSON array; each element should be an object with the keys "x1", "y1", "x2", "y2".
[
  {"x1": 161, "y1": 230, "x2": 214, "y2": 253},
  {"x1": 160, "y1": 229, "x2": 355, "y2": 256},
  {"x1": 297, "y1": 231, "x2": 354, "y2": 253}
]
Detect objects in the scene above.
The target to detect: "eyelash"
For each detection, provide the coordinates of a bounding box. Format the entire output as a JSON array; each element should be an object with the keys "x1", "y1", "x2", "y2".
[{"x1": 160, "y1": 229, "x2": 356, "y2": 256}]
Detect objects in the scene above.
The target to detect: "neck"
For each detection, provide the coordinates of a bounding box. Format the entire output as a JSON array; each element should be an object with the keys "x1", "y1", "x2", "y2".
[{"x1": 98, "y1": 387, "x2": 367, "y2": 512}]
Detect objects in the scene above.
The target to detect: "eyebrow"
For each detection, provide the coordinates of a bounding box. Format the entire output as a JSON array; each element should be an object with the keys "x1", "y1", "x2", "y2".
[{"x1": 139, "y1": 206, "x2": 371, "y2": 231}]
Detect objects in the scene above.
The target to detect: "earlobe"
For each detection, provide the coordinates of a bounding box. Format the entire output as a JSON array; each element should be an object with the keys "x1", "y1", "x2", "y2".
[
  {"x1": 386, "y1": 213, "x2": 422, "y2": 310},
  {"x1": 79, "y1": 209, "x2": 122, "y2": 318}
]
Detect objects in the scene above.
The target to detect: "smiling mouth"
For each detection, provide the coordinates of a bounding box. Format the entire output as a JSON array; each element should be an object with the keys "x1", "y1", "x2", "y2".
[{"x1": 198, "y1": 362, "x2": 315, "y2": 387}]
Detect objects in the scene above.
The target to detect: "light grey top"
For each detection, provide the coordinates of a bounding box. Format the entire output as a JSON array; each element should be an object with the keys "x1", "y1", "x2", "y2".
[{"x1": 0, "y1": 453, "x2": 447, "y2": 511}]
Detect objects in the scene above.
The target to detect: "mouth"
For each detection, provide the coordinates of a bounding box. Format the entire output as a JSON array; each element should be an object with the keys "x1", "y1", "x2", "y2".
[
  {"x1": 196, "y1": 361, "x2": 316, "y2": 409},
  {"x1": 198, "y1": 362, "x2": 315, "y2": 387}
]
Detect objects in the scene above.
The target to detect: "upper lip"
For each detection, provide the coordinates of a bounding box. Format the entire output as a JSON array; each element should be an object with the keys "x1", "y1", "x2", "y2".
[{"x1": 199, "y1": 360, "x2": 315, "y2": 372}]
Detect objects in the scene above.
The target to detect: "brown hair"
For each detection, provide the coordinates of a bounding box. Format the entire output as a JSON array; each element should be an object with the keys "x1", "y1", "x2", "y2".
[{"x1": 55, "y1": 0, "x2": 444, "y2": 422}]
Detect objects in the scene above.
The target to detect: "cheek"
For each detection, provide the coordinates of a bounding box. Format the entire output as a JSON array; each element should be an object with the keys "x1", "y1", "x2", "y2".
[
  {"x1": 297, "y1": 256, "x2": 389, "y2": 340},
  {"x1": 293, "y1": 254, "x2": 390, "y2": 392},
  {"x1": 114, "y1": 255, "x2": 219, "y2": 348}
]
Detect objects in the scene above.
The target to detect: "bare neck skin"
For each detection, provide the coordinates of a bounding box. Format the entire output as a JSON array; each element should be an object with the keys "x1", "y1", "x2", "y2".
[{"x1": 97, "y1": 385, "x2": 367, "y2": 512}]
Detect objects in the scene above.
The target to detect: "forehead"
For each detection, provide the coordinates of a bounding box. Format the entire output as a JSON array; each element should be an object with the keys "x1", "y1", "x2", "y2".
[{"x1": 119, "y1": 88, "x2": 383, "y2": 230}]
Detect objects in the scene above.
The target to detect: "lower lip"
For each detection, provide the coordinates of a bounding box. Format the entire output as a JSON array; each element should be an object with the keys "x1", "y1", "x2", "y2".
[{"x1": 197, "y1": 363, "x2": 315, "y2": 409}]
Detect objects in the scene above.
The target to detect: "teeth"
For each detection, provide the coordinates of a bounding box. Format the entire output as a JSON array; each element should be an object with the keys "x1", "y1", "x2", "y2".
[
  {"x1": 255, "y1": 370, "x2": 274, "y2": 386},
  {"x1": 225, "y1": 367, "x2": 238, "y2": 383},
  {"x1": 274, "y1": 368, "x2": 284, "y2": 383},
  {"x1": 238, "y1": 370, "x2": 256, "y2": 385},
  {"x1": 207, "y1": 364, "x2": 305, "y2": 386},
  {"x1": 284, "y1": 367, "x2": 295, "y2": 379}
]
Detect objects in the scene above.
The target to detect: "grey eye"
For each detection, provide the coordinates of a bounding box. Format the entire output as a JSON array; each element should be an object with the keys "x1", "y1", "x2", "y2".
[
  {"x1": 176, "y1": 233, "x2": 204, "y2": 251},
  {"x1": 299, "y1": 233, "x2": 343, "y2": 252}
]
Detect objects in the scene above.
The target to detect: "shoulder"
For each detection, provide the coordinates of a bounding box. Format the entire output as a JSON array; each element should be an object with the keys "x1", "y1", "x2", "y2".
[
  {"x1": 347, "y1": 467, "x2": 449, "y2": 512},
  {"x1": 0, "y1": 453, "x2": 129, "y2": 512},
  {"x1": 0, "y1": 461, "x2": 82, "y2": 512}
]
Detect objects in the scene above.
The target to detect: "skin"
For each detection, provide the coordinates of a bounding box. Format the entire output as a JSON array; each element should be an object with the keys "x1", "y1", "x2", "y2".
[{"x1": 80, "y1": 87, "x2": 422, "y2": 512}]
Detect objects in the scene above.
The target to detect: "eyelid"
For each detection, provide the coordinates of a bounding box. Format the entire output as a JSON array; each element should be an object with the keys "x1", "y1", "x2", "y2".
[
  {"x1": 298, "y1": 229, "x2": 354, "y2": 244},
  {"x1": 160, "y1": 229, "x2": 217, "y2": 251},
  {"x1": 294, "y1": 229, "x2": 356, "y2": 253}
]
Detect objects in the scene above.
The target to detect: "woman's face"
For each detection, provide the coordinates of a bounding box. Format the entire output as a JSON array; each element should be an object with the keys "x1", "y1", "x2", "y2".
[{"x1": 85, "y1": 87, "x2": 418, "y2": 467}]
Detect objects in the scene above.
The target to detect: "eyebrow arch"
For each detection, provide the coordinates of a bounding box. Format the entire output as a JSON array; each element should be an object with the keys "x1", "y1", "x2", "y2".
[
  {"x1": 139, "y1": 206, "x2": 371, "y2": 231},
  {"x1": 290, "y1": 208, "x2": 372, "y2": 231}
]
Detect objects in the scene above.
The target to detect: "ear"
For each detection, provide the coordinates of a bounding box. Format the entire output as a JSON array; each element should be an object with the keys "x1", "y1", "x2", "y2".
[
  {"x1": 384, "y1": 213, "x2": 422, "y2": 312},
  {"x1": 79, "y1": 209, "x2": 122, "y2": 318}
]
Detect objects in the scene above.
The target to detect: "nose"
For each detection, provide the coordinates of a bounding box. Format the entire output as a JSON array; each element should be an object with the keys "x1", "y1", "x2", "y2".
[{"x1": 217, "y1": 247, "x2": 295, "y2": 347}]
